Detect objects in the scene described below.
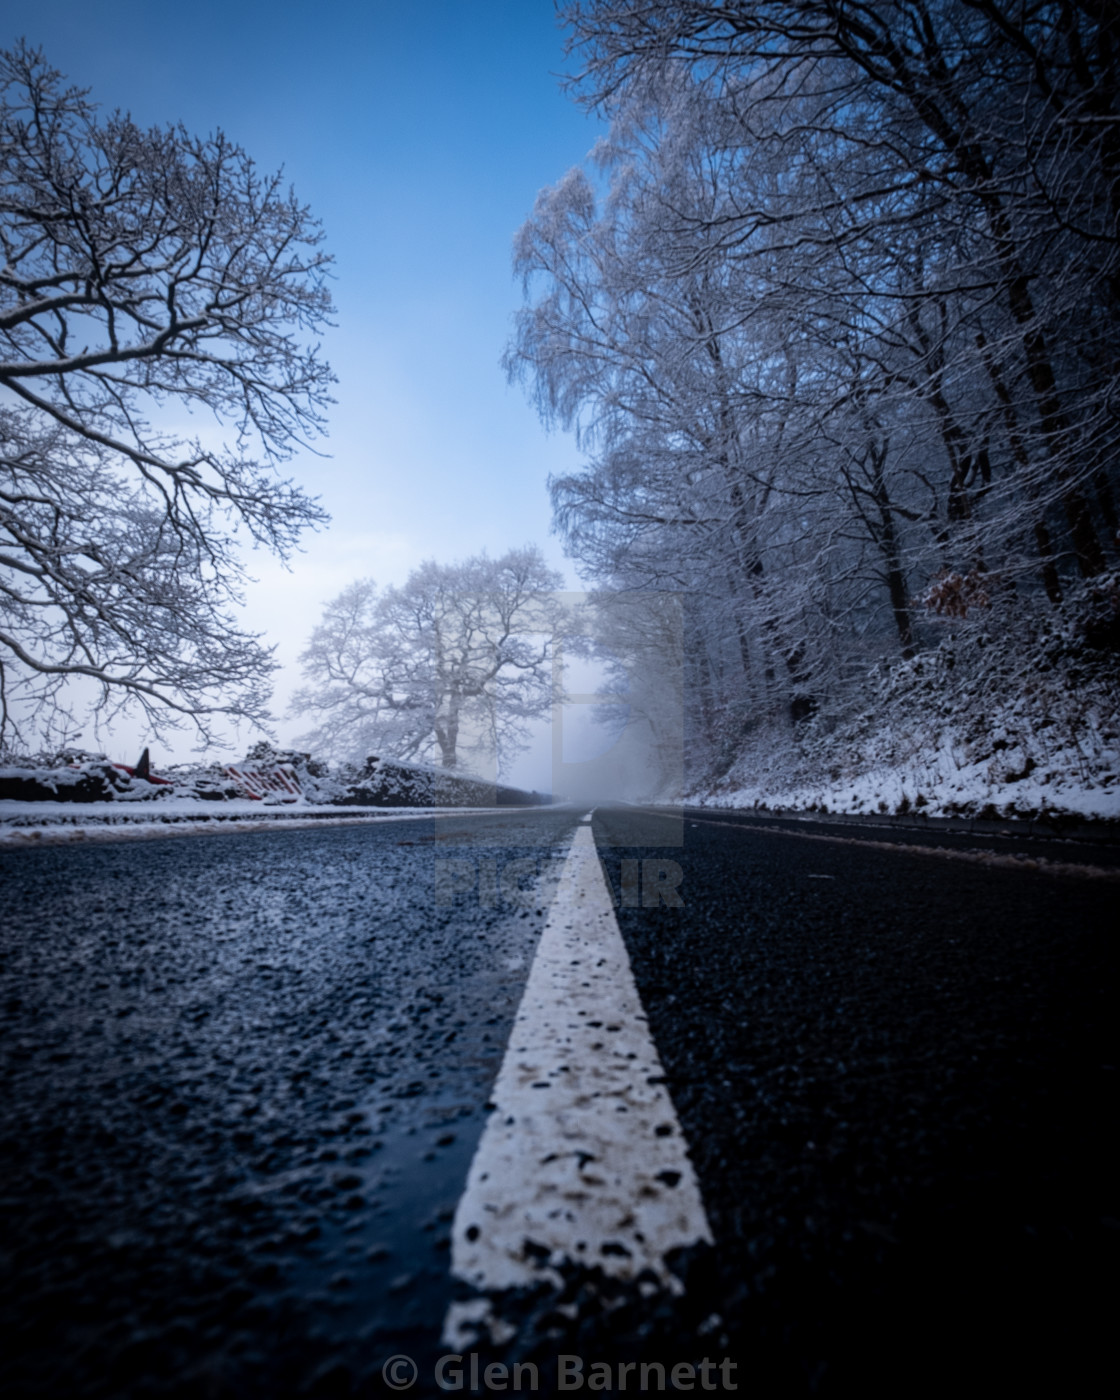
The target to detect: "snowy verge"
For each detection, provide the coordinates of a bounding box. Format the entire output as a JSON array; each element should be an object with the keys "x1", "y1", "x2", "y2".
[
  {"x1": 687, "y1": 577, "x2": 1120, "y2": 831},
  {"x1": 0, "y1": 741, "x2": 552, "y2": 836},
  {"x1": 0, "y1": 802, "x2": 544, "y2": 849},
  {"x1": 689, "y1": 755, "x2": 1120, "y2": 828}
]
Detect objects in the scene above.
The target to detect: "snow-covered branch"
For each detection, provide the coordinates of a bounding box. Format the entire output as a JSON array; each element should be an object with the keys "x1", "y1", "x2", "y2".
[{"x1": 0, "y1": 43, "x2": 334, "y2": 747}]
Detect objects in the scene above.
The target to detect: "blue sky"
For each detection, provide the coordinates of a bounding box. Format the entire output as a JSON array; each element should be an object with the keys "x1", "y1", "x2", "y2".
[{"x1": 11, "y1": 1, "x2": 611, "y2": 782}]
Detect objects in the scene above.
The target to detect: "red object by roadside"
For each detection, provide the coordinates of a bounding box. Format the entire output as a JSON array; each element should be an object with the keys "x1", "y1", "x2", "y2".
[{"x1": 222, "y1": 765, "x2": 302, "y2": 802}]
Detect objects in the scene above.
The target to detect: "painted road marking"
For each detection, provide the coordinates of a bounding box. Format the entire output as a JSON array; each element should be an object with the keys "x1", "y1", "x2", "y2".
[{"x1": 445, "y1": 816, "x2": 711, "y2": 1343}]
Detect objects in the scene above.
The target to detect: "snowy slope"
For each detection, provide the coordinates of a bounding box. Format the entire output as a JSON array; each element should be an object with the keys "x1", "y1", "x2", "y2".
[{"x1": 689, "y1": 577, "x2": 1120, "y2": 826}]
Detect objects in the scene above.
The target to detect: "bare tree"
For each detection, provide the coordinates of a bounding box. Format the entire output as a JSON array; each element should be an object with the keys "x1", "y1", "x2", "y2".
[
  {"x1": 506, "y1": 73, "x2": 912, "y2": 728},
  {"x1": 0, "y1": 44, "x2": 334, "y2": 748},
  {"x1": 503, "y1": 2, "x2": 1120, "y2": 793},
  {"x1": 584, "y1": 583, "x2": 686, "y2": 798},
  {"x1": 563, "y1": 0, "x2": 1120, "y2": 577},
  {"x1": 291, "y1": 547, "x2": 564, "y2": 774}
]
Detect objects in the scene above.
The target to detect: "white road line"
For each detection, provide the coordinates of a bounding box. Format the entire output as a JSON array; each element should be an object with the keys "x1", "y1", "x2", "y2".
[{"x1": 445, "y1": 816, "x2": 711, "y2": 1342}]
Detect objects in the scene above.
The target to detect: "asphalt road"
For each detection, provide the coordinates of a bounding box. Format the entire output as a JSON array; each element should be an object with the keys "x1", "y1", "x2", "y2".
[{"x1": 0, "y1": 805, "x2": 1116, "y2": 1396}]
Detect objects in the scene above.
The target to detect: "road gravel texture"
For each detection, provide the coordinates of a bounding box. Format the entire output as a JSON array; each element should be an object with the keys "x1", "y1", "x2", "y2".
[
  {"x1": 0, "y1": 812, "x2": 575, "y2": 1397},
  {"x1": 0, "y1": 804, "x2": 1116, "y2": 1397},
  {"x1": 591, "y1": 807, "x2": 1118, "y2": 1395}
]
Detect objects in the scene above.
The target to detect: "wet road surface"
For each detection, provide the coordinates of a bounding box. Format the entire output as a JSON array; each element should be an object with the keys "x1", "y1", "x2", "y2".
[
  {"x1": 1, "y1": 804, "x2": 1116, "y2": 1396},
  {"x1": 599, "y1": 807, "x2": 1118, "y2": 1395}
]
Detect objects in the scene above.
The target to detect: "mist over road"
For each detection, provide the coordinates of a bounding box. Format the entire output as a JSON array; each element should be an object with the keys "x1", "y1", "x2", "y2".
[{"x1": 1, "y1": 807, "x2": 1114, "y2": 1396}]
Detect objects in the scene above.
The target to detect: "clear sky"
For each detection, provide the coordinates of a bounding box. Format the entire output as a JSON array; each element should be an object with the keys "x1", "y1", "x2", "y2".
[{"x1": 9, "y1": 0, "x2": 615, "y2": 786}]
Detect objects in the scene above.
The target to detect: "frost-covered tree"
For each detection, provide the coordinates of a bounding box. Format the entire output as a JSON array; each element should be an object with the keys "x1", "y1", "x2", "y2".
[
  {"x1": 291, "y1": 547, "x2": 564, "y2": 773},
  {"x1": 0, "y1": 44, "x2": 333, "y2": 748},
  {"x1": 583, "y1": 583, "x2": 686, "y2": 798},
  {"x1": 562, "y1": 0, "x2": 1120, "y2": 581},
  {"x1": 506, "y1": 2, "x2": 1120, "y2": 784},
  {"x1": 506, "y1": 73, "x2": 915, "y2": 729}
]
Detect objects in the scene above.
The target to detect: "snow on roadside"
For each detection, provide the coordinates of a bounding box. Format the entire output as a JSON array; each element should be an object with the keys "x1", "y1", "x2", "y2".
[
  {"x1": 694, "y1": 756, "x2": 1120, "y2": 825},
  {"x1": 0, "y1": 802, "x2": 507, "y2": 849},
  {"x1": 0, "y1": 740, "x2": 554, "y2": 849},
  {"x1": 688, "y1": 578, "x2": 1120, "y2": 827}
]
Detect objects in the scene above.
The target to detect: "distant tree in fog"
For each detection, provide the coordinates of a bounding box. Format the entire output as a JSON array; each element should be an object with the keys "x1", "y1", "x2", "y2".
[
  {"x1": 586, "y1": 584, "x2": 686, "y2": 799},
  {"x1": 291, "y1": 546, "x2": 564, "y2": 774}
]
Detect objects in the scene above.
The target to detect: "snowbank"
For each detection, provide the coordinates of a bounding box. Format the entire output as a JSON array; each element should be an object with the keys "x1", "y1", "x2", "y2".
[
  {"x1": 0, "y1": 742, "x2": 552, "y2": 846},
  {"x1": 0, "y1": 742, "x2": 549, "y2": 812},
  {"x1": 689, "y1": 575, "x2": 1120, "y2": 829},
  {"x1": 0, "y1": 803, "x2": 501, "y2": 849}
]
